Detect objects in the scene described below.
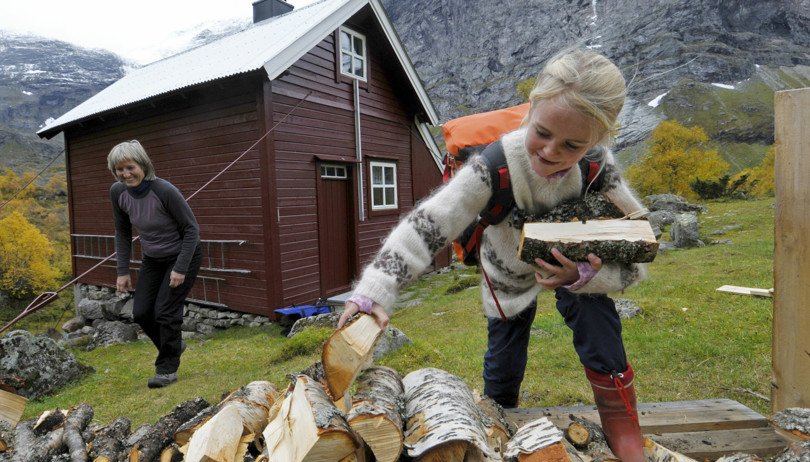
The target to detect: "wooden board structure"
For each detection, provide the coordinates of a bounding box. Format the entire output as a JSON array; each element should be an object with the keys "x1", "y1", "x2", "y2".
[
  {"x1": 505, "y1": 399, "x2": 793, "y2": 461},
  {"x1": 0, "y1": 389, "x2": 27, "y2": 426},
  {"x1": 773, "y1": 88, "x2": 810, "y2": 411},
  {"x1": 716, "y1": 285, "x2": 773, "y2": 298}
]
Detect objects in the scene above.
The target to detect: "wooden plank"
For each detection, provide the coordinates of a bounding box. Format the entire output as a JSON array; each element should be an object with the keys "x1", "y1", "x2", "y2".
[
  {"x1": 716, "y1": 285, "x2": 774, "y2": 298},
  {"x1": 648, "y1": 427, "x2": 790, "y2": 460},
  {"x1": 505, "y1": 399, "x2": 768, "y2": 434},
  {"x1": 0, "y1": 389, "x2": 27, "y2": 426},
  {"x1": 773, "y1": 88, "x2": 810, "y2": 411}
]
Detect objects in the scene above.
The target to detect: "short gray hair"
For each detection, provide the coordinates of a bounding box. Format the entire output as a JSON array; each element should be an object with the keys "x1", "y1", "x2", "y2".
[{"x1": 107, "y1": 140, "x2": 156, "y2": 181}]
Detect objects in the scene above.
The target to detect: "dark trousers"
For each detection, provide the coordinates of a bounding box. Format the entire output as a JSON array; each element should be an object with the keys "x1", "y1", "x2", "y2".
[
  {"x1": 483, "y1": 288, "x2": 628, "y2": 407},
  {"x1": 133, "y1": 244, "x2": 201, "y2": 374}
]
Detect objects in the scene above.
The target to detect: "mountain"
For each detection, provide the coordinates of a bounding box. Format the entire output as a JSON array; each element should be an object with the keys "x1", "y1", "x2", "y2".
[
  {"x1": 3, "y1": 1, "x2": 810, "y2": 175},
  {"x1": 381, "y1": 0, "x2": 810, "y2": 169}
]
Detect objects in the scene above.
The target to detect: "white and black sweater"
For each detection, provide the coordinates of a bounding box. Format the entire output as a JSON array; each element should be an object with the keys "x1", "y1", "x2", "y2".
[{"x1": 353, "y1": 127, "x2": 648, "y2": 319}]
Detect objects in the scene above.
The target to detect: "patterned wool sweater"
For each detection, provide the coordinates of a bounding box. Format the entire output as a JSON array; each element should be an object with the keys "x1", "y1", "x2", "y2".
[{"x1": 353, "y1": 127, "x2": 648, "y2": 319}]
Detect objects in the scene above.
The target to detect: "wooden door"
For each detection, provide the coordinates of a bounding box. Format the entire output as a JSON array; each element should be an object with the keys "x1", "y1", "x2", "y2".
[{"x1": 317, "y1": 163, "x2": 355, "y2": 296}]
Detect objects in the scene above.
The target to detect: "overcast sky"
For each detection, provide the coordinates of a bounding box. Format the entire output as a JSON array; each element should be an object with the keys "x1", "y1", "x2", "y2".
[{"x1": 0, "y1": 0, "x2": 318, "y2": 65}]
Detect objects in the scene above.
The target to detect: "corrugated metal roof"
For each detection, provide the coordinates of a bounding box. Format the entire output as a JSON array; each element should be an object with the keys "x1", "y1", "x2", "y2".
[{"x1": 38, "y1": 0, "x2": 438, "y2": 137}]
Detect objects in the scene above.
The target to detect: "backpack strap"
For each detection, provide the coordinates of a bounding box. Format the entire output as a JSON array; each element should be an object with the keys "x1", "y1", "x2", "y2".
[{"x1": 578, "y1": 150, "x2": 604, "y2": 196}]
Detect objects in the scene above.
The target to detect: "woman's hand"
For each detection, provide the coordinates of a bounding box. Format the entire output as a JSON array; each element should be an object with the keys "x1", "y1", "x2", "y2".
[
  {"x1": 116, "y1": 275, "x2": 132, "y2": 293},
  {"x1": 534, "y1": 248, "x2": 602, "y2": 290},
  {"x1": 169, "y1": 271, "x2": 186, "y2": 288},
  {"x1": 337, "y1": 301, "x2": 389, "y2": 329}
]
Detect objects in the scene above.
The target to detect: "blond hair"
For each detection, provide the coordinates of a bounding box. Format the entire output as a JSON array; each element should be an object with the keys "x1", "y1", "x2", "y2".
[
  {"x1": 107, "y1": 140, "x2": 157, "y2": 182},
  {"x1": 523, "y1": 48, "x2": 626, "y2": 148}
]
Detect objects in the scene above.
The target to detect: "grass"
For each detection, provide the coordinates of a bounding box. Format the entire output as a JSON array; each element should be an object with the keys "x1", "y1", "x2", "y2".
[{"x1": 5, "y1": 197, "x2": 776, "y2": 429}]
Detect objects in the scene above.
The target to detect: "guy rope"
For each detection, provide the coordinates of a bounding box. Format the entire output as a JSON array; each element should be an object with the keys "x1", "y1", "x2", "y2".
[{"x1": 0, "y1": 91, "x2": 312, "y2": 335}]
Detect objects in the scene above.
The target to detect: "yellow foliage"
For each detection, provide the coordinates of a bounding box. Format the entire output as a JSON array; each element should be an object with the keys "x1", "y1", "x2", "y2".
[
  {"x1": 626, "y1": 120, "x2": 729, "y2": 199},
  {"x1": 748, "y1": 146, "x2": 775, "y2": 197},
  {"x1": 0, "y1": 211, "x2": 61, "y2": 299}
]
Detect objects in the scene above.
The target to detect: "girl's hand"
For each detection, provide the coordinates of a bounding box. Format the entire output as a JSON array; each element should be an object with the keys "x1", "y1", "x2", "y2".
[
  {"x1": 534, "y1": 248, "x2": 602, "y2": 290},
  {"x1": 338, "y1": 301, "x2": 390, "y2": 329},
  {"x1": 116, "y1": 275, "x2": 132, "y2": 293}
]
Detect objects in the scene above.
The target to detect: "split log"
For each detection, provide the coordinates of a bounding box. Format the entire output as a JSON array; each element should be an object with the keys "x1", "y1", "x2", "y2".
[
  {"x1": 402, "y1": 368, "x2": 501, "y2": 461},
  {"x1": 292, "y1": 361, "x2": 351, "y2": 413},
  {"x1": 770, "y1": 407, "x2": 810, "y2": 440},
  {"x1": 33, "y1": 408, "x2": 67, "y2": 436},
  {"x1": 643, "y1": 437, "x2": 698, "y2": 462},
  {"x1": 346, "y1": 366, "x2": 405, "y2": 462},
  {"x1": 518, "y1": 219, "x2": 659, "y2": 265},
  {"x1": 0, "y1": 419, "x2": 12, "y2": 452},
  {"x1": 322, "y1": 313, "x2": 383, "y2": 400},
  {"x1": 0, "y1": 388, "x2": 27, "y2": 427},
  {"x1": 128, "y1": 397, "x2": 209, "y2": 462},
  {"x1": 473, "y1": 391, "x2": 515, "y2": 455},
  {"x1": 773, "y1": 440, "x2": 810, "y2": 461},
  {"x1": 10, "y1": 403, "x2": 94, "y2": 462},
  {"x1": 503, "y1": 417, "x2": 567, "y2": 462},
  {"x1": 88, "y1": 416, "x2": 132, "y2": 462},
  {"x1": 160, "y1": 443, "x2": 184, "y2": 462},
  {"x1": 262, "y1": 373, "x2": 362, "y2": 461}
]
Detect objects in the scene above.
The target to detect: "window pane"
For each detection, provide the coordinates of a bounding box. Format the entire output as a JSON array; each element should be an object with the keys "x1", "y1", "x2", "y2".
[
  {"x1": 373, "y1": 188, "x2": 383, "y2": 205},
  {"x1": 353, "y1": 36, "x2": 363, "y2": 54},
  {"x1": 320, "y1": 166, "x2": 326, "y2": 176},
  {"x1": 384, "y1": 166, "x2": 394, "y2": 185},
  {"x1": 385, "y1": 187, "x2": 395, "y2": 205},
  {"x1": 340, "y1": 31, "x2": 351, "y2": 51},
  {"x1": 372, "y1": 166, "x2": 382, "y2": 185},
  {"x1": 354, "y1": 58, "x2": 364, "y2": 77},
  {"x1": 342, "y1": 53, "x2": 352, "y2": 73}
]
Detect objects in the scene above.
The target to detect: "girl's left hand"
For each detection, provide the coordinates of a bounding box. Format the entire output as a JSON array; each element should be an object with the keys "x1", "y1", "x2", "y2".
[{"x1": 534, "y1": 248, "x2": 601, "y2": 290}]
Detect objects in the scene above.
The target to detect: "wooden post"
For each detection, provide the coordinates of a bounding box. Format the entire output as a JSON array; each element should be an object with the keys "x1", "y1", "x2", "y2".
[{"x1": 772, "y1": 88, "x2": 810, "y2": 412}]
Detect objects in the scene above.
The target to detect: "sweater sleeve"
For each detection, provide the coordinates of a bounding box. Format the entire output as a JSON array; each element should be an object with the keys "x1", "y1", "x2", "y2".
[
  {"x1": 110, "y1": 183, "x2": 133, "y2": 277},
  {"x1": 352, "y1": 156, "x2": 495, "y2": 313},
  {"x1": 155, "y1": 180, "x2": 200, "y2": 275}
]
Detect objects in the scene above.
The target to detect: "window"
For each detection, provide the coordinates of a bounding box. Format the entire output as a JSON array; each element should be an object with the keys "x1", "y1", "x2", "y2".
[
  {"x1": 339, "y1": 27, "x2": 367, "y2": 81},
  {"x1": 370, "y1": 161, "x2": 397, "y2": 210},
  {"x1": 320, "y1": 164, "x2": 347, "y2": 179}
]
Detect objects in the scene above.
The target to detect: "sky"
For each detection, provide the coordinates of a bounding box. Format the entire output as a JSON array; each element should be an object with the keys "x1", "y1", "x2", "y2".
[{"x1": 0, "y1": 0, "x2": 319, "y2": 65}]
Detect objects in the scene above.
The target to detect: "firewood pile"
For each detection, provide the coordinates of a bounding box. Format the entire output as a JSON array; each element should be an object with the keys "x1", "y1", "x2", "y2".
[{"x1": 1, "y1": 314, "x2": 808, "y2": 461}]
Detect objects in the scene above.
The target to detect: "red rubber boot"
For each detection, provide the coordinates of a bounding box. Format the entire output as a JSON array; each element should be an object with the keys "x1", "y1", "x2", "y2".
[{"x1": 585, "y1": 364, "x2": 645, "y2": 462}]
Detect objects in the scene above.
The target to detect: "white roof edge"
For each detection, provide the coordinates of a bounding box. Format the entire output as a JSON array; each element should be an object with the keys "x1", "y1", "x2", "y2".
[
  {"x1": 415, "y1": 116, "x2": 444, "y2": 172},
  {"x1": 368, "y1": 0, "x2": 438, "y2": 125}
]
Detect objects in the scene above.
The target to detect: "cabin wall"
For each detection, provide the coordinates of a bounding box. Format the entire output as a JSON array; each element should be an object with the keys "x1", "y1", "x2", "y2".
[{"x1": 65, "y1": 75, "x2": 276, "y2": 315}]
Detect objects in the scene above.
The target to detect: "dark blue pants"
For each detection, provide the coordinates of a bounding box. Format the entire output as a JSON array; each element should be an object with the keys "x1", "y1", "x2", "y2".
[
  {"x1": 483, "y1": 288, "x2": 628, "y2": 407},
  {"x1": 133, "y1": 244, "x2": 201, "y2": 374}
]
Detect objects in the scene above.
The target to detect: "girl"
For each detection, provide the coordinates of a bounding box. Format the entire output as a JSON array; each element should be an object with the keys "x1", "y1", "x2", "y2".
[{"x1": 338, "y1": 48, "x2": 647, "y2": 462}]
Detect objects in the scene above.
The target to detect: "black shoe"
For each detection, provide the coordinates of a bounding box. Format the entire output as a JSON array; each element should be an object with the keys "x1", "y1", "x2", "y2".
[{"x1": 147, "y1": 372, "x2": 178, "y2": 388}]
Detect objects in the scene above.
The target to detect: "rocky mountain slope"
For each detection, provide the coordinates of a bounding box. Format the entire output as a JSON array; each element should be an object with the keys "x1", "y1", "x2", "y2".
[{"x1": 3, "y1": 0, "x2": 810, "y2": 174}]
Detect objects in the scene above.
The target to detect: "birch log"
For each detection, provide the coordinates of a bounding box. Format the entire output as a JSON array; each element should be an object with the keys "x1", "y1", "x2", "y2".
[
  {"x1": 518, "y1": 219, "x2": 659, "y2": 265},
  {"x1": 262, "y1": 374, "x2": 361, "y2": 461},
  {"x1": 347, "y1": 366, "x2": 405, "y2": 462},
  {"x1": 473, "y1": 391, "x2": 515, "y2": 455},
  {"x1": 503, "y1": 417, "x2": 567, "y2": 461},
  {"x1": 402, "y1": 368, "x2": 501, "y2": 461},
  {"x1": 564, "y1": 416, "x2": 616, "y2": 460},
  {"x1": 322, "y1": 314, "x2": 383, "y2": 400},
  {"x1": 770, "y1": 408, "x2": 810, "y2": 440},
  {"x1": 643, "y1": 438, "x2": 699, "y2": 462}
]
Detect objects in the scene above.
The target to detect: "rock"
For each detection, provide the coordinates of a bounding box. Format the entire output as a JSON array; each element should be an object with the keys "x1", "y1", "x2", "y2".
[
  {"x1": 0, "y1": 330, "x2": 92, "y2": 400},
  {"x1": 614, "y1": 299, "x2": 642, "y2": 320},
  {"x1": 287, "y1": 312, "x2": 342, "y2": 338},
  {"x1": 372, "y1": 326, "x2": 412, "y2": 361},
  {"x1": 90, "y1": 321, "x2": 139, "y2": 349},
  {"x1": 77, "y1": 298, "x2": 104, "y2": 321},
  {"x1": 62, "y1": 316, "x2": 85, "y2": 333},
  {"x1": 645, "y1": 194, "x2": 708, "y2": 215},
  {"x1": 670, "y1": 213, "x2": 705, "y2": 248}
]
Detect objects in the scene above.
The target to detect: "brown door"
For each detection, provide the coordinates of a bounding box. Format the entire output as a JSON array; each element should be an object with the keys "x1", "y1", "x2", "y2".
[{"x1": 317, "y1": 163, "x2": 355, "y2": 296}]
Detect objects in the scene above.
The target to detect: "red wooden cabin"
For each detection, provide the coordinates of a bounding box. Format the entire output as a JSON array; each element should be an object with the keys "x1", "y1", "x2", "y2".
[{"x1": 37, "y1": 0, "x2": 449, "y2": 317}]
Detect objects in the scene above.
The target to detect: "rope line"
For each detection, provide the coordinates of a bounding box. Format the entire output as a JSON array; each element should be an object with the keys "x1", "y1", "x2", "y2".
[
  {"x1": 0, "y1": 149, "x2": 65, "y2": 211},
  {"x1": 0, "y1": 91, "x2": 312, "y2": 335}
]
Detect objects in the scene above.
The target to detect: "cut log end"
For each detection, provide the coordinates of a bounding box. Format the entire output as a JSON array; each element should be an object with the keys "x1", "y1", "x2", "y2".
[
  {"x1": 348, "y1": 415, "x2": 403, "y2": 462},
  {"x1": 322, "y1": 314, "x2": 383, "y2": 399}
]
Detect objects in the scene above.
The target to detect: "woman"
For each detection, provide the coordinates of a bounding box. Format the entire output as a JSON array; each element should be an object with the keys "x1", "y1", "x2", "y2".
[
  {"x1": 108, "y1": 140, "x2": 202, "y2": 389},
  {"x1": 338, "y1": 49, "x2": 648, "y2": 461}
]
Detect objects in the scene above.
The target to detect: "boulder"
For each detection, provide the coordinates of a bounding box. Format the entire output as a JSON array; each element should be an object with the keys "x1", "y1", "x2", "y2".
[
  {"x1": 91, "y1": 321, "x2": 139, "y2": 349},
  {"x1": 0, "y1": 330, "x2": 92, "y2": 400},
  {"x1": 671, "y1": 213, "x2": 705, "y2": 248}
]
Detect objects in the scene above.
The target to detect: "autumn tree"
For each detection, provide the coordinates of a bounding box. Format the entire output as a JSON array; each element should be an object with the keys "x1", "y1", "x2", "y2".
[
  {"x1": 626, "y1": 120, "x2": 729, "y2": 199},
  {"x1": 746, "y1": 145, "x2": 775, "y2": 197},
  {"x1": 0, "y1": 211, "x2": 61, "y2": 300}
]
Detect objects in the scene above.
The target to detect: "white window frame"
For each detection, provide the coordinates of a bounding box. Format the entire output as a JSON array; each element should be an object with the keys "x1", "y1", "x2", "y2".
[
  {"x1": 339, "y1": 26, "x2": 367, "y2": 82},
  {"x1": 369, "y1": 161, "x2": 398, "y2": 210},
  {"x1": 320, "y1": 164, "x2": 347, "y2": 179}
]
